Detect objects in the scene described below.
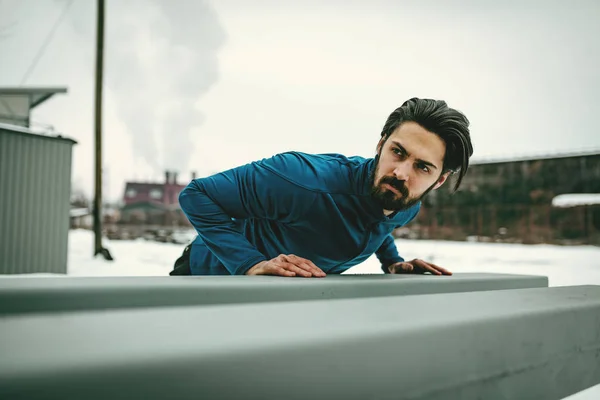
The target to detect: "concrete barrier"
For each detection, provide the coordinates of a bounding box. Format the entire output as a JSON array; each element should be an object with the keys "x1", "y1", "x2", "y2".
[
  {"x1": 1, "y1": 285, "x2": 599, "y2": 399},
  {"x1": 0, "y1": 273, "x2": 548, "y2": 314}
]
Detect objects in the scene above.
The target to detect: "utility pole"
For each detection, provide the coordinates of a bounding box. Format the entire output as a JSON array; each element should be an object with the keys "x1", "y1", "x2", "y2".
[{"x1": 93, "y1": 0, "x2": 113, "y2": 260}]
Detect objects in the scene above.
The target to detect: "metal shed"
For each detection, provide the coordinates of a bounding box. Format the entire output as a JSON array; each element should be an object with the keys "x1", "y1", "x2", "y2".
[{"x1": 0, "y1": 123, "x2": 76, "y2": 274}]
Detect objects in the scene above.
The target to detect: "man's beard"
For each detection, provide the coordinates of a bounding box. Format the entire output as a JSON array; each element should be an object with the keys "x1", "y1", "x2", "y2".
[{"x1": 369, "y1": 155, "x2": 437, "y2": 212}]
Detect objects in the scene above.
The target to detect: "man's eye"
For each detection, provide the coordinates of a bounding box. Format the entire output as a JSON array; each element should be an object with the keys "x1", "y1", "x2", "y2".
[
  {"x1": 392, "y1": 148, "x2": 404, "y2": 156},
  {"x1": 417, "y1": 164, "x2": 430, "y2": 173}
]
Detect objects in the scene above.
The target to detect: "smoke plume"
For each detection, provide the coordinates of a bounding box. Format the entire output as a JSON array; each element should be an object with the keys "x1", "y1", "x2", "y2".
[{"x1": 105, "y1": 0, "x2": 225, "y2": 175}]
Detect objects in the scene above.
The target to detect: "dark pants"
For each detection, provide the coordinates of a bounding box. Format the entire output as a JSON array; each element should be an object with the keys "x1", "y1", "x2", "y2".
[{"x1": 169, "y1": 244, "x2": 192, "y2": 276}]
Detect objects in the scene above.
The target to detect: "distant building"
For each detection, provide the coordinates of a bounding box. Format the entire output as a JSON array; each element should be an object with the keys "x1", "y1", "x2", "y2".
[
  {"x1": 70, "y1": 208, "x2": 92, "y2": 229},
  {"x1": 119, "y1": 171, "x2": 192, "y2": 226},
  {"x1": 411, "y1": 150, "x2": 600, "y2": 245}
]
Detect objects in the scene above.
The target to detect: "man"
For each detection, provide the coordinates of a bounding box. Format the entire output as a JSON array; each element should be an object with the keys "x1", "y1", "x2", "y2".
[{"x1": 171, "y1": 97, "x2": 473, "y2": 277}]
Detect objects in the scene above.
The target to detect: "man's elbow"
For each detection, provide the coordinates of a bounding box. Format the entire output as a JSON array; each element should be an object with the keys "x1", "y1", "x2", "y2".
[{"x1": 178, "y1": 181, "x2": 198, "y2": 215}]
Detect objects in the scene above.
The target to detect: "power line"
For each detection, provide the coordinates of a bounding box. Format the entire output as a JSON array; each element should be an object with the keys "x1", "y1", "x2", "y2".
[{"x1": 20, "y1": 0, "x2": 74, "y2": 85}]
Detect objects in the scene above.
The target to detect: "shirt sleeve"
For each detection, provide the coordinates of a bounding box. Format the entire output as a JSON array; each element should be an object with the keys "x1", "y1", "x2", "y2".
[
  {"x1": 178, "y1": 153, "x2": 318, "y2": 275},
  {"x1": 375, "y1": 234, "x2": 404, "y2": 274}
]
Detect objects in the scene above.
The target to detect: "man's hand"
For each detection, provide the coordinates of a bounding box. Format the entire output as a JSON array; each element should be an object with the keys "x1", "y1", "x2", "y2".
[
  {"x1": 246, "y1": 254, "x2": 326, "y2": 277},
  {"x1": 388, "y1": 259, "x2": 452, "y2": 276}
]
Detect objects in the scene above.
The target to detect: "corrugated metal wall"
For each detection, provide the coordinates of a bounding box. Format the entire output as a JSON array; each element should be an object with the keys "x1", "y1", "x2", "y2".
[{"x1": 0, "y1": 126, "x2": 76, "y2": 274}]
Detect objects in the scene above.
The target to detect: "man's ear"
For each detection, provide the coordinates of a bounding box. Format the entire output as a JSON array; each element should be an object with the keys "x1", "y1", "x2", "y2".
[
  {"x1": 433, "y1": 172, "x2": 451, "y2": 190},
  {"x1": 376, "y1": 137, "x2": 385, "y2": 154}
]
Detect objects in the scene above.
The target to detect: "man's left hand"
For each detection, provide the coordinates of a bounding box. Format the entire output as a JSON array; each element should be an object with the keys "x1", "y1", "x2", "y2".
[{"x1": 387, "y1": 259, "x2": 452, "y2": 276}]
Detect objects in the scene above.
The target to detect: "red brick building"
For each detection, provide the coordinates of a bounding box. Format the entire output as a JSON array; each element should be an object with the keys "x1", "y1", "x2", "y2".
[{"x1": 119, "y1": 171, "x2": 193, "y2": 226}]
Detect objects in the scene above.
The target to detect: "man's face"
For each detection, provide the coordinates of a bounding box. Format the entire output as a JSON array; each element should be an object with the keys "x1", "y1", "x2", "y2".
[{"x1": 371, "y1": 121, "x2": 449, "y2": 212}]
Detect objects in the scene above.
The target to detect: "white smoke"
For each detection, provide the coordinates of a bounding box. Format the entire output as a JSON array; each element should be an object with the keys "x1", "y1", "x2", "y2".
[{"x1": 104, "y1": 0, "x2": 226, "y2": 175}]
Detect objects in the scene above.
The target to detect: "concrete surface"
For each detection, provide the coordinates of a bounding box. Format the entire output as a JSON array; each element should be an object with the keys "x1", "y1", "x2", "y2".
[
  {"x1": 0, "y1": 273, "x2": 548, "y2": 314},
  {"x1": 1, "y1": 285, "x2": 599, "y2": 399}
]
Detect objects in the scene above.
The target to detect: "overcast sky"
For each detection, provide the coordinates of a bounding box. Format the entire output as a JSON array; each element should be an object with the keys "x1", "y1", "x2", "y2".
[{"x1": 1, "y1": 0, "x2": 599, "y2": 201}]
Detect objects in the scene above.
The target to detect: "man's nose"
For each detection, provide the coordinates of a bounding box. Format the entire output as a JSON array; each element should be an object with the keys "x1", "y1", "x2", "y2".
[{"x1": 393, "y1": 161, "x2": 411, "y2": 182}]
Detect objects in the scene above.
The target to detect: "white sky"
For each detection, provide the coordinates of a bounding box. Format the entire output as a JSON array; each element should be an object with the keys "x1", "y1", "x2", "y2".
[{"x1": 1, "y1": 0, "x2": 599, "y2": 201}]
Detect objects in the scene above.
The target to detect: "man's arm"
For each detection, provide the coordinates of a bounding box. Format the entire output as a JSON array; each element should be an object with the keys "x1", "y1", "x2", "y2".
[
  {"x1": 375, "y1": 233, "x2": 452, "y2": 275},
  {"x1": 375, "y1": 234, "x2": 404, "y2": 274},
  {"x1": 374, "y1": 206, "x2": 452, "y2": 276},
  {"x1": 178, "y1": 154, "x2": 319, "y2": 275}
]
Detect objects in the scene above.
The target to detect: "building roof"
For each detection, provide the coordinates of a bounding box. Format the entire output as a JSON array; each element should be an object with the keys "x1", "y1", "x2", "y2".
[
  {"x1": 471, "y1": 148, "x2": 600, "y2": 165},
  {"x1": 121, "y1": 201, "x2": 168, "y2": 212},
  {"x1": 125, "y1": 182, "x2": 168, "y2": 191},
  {"x1": 0, "y1": 122, "x2": 77, "y2": 144},
  {"x1": 0, "y1": 87, "x2": 68, "y2": 108},
  {"x1": 0, "y1": 87, "x2": 68, "y2": 109},
  {"x1": 69, "y1": 208, "x2": 91, "y2": 218},
  {"x1": 124, "y1": 182, "x2": 186, "y2": 192},
  {"x1": 552, "y1": 194, "x2": 600, "y2": 208}
]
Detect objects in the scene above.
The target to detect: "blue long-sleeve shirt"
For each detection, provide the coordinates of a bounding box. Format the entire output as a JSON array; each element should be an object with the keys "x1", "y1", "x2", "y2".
[{"x1": 178, "y1": 152, "x2": 420, "y2": 275}]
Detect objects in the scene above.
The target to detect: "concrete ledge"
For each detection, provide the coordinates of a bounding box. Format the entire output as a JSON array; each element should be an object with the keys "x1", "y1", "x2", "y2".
[
  {"x1": 0, "y1": 273, "x2": 548, "y2": 314},
  {"x1": 0, "y1": 285, "x2": 598, "y2": 399}
]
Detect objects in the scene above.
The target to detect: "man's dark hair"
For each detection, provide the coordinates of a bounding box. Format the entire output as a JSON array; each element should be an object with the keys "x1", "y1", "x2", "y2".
[{"x1": 380, "y1": 97, "x2": 473, "y2": 192}]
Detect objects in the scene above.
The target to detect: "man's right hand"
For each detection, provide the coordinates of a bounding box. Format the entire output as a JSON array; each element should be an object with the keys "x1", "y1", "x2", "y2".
[{"x1": 246, "y1": 254, "x2": 326, "y2": 277}]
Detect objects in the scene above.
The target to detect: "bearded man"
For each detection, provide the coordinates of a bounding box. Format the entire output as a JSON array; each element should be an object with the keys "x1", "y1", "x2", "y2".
[{"x1": 170, "y1": 98, "x2": 473, "y2": 277}]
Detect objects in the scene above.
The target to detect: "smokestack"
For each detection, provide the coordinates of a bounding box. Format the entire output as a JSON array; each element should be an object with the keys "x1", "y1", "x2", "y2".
[
  {"x1": 165, "y1": 171, "x2": 170, "y2": 184},
  {"x1": 191, "y1": 171, "x2": 197, "y2": 180},
  {"x1": 173, "y1": 172, "x2": 178, "y2": 185}
]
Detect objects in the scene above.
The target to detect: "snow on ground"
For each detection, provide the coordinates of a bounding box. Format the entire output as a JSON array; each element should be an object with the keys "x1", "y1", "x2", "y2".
[
  {"x1": 349, "y1": 238, "x2": 600, "y2": 287},
  {"x1": 67, "y1": 229, "x2": 600, "y2": 288},
  {"x1": 68, "y1": 229, "x2": 183, "y2": 276}
]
